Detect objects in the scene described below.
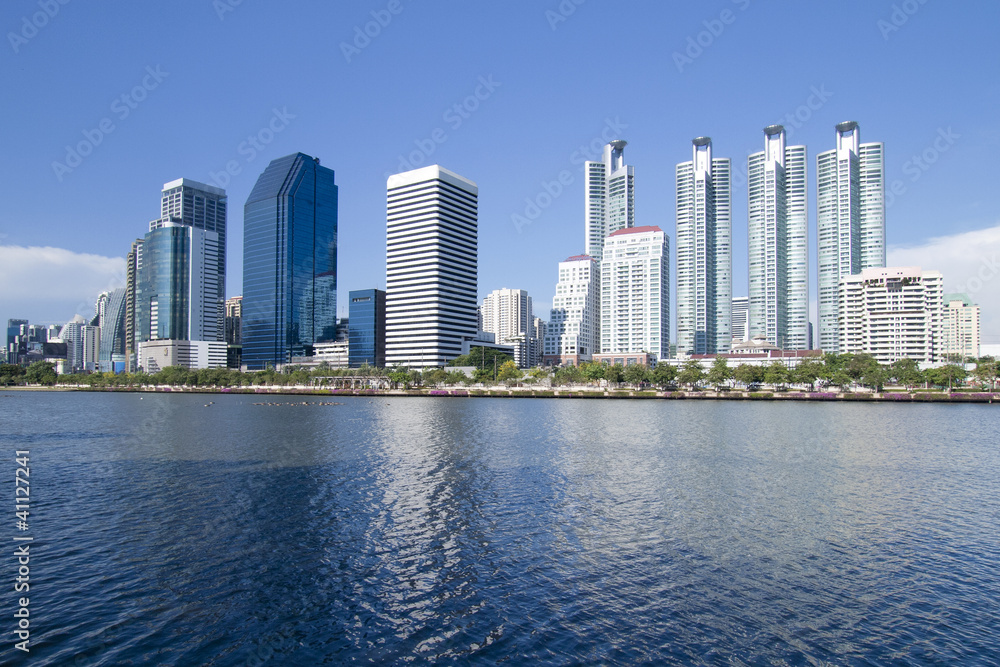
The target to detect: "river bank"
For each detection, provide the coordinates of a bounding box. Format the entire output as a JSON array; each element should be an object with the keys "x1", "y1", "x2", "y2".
[{"x1": 8, "y1": 385, "x2": 1000, "y2": 403}]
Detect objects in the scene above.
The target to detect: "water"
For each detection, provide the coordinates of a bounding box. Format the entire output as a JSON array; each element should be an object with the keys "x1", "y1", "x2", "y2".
[{"x1": 1, "y1": 391, "x2": 999, "y2": 665}]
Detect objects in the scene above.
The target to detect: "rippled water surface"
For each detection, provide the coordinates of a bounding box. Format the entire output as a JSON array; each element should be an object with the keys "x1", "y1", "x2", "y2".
[{"x1": 2, "y1": 392, "x2": 999, "y2": 665}]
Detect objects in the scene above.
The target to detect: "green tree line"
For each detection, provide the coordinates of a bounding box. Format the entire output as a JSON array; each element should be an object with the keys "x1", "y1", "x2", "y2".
[{"x1": 6, "y1": 353, "x2": 997, "y2": 392}]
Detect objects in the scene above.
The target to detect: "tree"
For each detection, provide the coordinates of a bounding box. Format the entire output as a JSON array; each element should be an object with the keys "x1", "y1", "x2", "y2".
[
  {"x1": 0, "y1": 364, "x2": 26, "y2": 386},
  {"x1": 706, "y1": 357, "x2": 732, "y2": 389},
  {"x1": 24, "y1": 361, "x2": 57, "y2": 386},
  {"x1": 763, "y1": 362, "x2": 790, "y2": 390},
  {"x1": 733, "y1": 363, "x2": 763, "y2": 389},
  {"x1": 445, "y1": 370, "x2": 471, "y2": 386},
  {"x1": 552, "y1": 364, "x2": 583, "y2": 386},
  {"x1": 623, "y1": 363, "x2": 649, "y2": 387},
  {"x1": 387, "y1": 366, "x2": 410, "y2": 388},
  {"x1": 448, "y1": 347, "x2": 514, "y2": 371},
  {"x1": 604, "y1": 364, "x2": 625, "y2": 387},
  {"x1": 156, "y1": 366, "x2": 193, "y2": 386},
  {"x1": 424, "y1": 368, "x2": 448, "y2": 385},
  {"x1": 496, "y1": 360, "x2": 522, "y2": 383},
  {"x1": 861, "y1": 364, "x2": 888, "y2": 392},
  {"x1": 650, "y1": 362, "x2": 677, "y2": 388},
  {"x1": 582, "y1": 362, "x2": 605, "y2": 383},
  {"x1": 792, "y1": 359, "x2": 823, "y2": 390},
  {"x1": 973, "y1": 357, "x2": 998, "y2": 391},
  {"x1": 926, "y1": 364, "x2": 967, "y2": 390},
  {"x1": 845, "y1": 354, "x2": 879, "y2": 384},
  {"x1": 889, "y1": 357, "x2": 923, "y2": 390},
  {"x1": 529, "y1": 367, "x2": 550, "y2": 379},
  {"x1": 677, "y1": 360, "x2": 704, "y2": 389}
]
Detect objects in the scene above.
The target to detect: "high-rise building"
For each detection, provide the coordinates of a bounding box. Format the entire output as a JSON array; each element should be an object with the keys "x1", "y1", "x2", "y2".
[
  {"x1": 942, "y1": 294, "x2": 980, "y2": 361},
  {"x1": 731, "y1": 296, "x2": 749, "y2": 344},
  {"x1": 151, "y1": 178, "x2": 227, "y2": 305},
  {"x1": 839, "y1": 266, "x2": 941, "y2": 363},
  {"x1": 385, "y1": 165, "x2": 478, "y2": 369},
  {"x1": 585, "y1": 141, "x2": 634, "y2": 261},
  {"x1": 243, "y1": 153, "x2": 338, "y2": 369},
  {"x1": 747, "y1": 125, "x2": 808, "y2": 350},
  {"x1": 57, "y1": 316, "x2": 85, "y2": 372},
  {"x1": 224, "y1": 295, "x2": 243, "y2": 369},
  {"x1": 480, "y1": 288, "x2": 535, "y2": 368},
  {"x1": 137, "y1": 222, "x2": 223, "y2": 343},
  {"x1": 97, "y1": 288, "x2": 128, "y2": 373},
  {"x1": 543, "y1": 255, "x2": 600, "y2": 365},
  {"x1": 348, "y1": 289, "x2": 386, "y2": 368},
  {"x1": 531, "y1": 317, "x2": 547, "y2": 368},
  {"x1": 124, "y1": 238, "x2": 144, "y2": 371},
  {"x1": 676, "y1": 137, "x2": 732, "y2": 355},
  {"x1": 596, "y1": 226, "x2": 669, "y2": 363},
  {"x1": 817, "y1": 121, "x2": 885, "y2": 352},
  {"x1": 224, "y1": 296, "x2": 242, "y2": 345},
  {"x1": 6, "y1": 319, "x2": 27, "y2": 364},
  {"x1": 82, "y1": 324, "x2": 100, "y2": 372}
]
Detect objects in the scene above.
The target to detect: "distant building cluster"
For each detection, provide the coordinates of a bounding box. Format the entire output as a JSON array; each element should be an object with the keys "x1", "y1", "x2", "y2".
[
  {"x1": 538, "y1": 122, "x2": 978, "y2": 369},
  {"x1": 3, "y1": 121, "x2": 986, "y2": 374}
]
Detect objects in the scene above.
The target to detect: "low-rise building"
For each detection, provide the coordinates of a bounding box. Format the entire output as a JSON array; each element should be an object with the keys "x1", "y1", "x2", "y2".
[{"x1": 138, "y1": 339, "x2": 227, "y2": 372}]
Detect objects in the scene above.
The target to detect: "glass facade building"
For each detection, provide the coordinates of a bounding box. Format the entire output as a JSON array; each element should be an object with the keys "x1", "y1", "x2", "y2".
[
  {"x1": 97, "y1": 288, "x2": 128, "y2": 373},
  {"x1": 150, "y1": 178, "x2": 227, "y2": 308},
  {"x1": 137, "y1": 223, "x2": 222, "y2": 343},
  {"x1": 348, "y1": 289, "x2": 386, "y2": 368},
  {"x1": 243, "y1": 153, "x2": 338, "y2": 370}
]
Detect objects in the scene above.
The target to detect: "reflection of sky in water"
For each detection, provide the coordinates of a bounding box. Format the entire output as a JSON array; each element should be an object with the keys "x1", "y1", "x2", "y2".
[{"x1": 4, "y1": 393, "x2": 999, "y2": 664}]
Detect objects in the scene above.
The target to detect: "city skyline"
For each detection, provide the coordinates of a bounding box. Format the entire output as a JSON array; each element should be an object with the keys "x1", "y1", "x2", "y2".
[{"x1": 2, "y1": 2, "x2": 998, "y2": 344}]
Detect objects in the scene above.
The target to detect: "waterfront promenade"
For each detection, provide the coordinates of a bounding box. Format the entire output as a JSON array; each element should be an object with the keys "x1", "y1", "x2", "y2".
[{"x1": 13, "y1": 384, "x2": 1000, "y2": 403}]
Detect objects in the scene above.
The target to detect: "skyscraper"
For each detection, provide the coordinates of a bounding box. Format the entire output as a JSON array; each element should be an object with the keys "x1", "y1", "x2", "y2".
[
  {"x1": 6, "y1": 319, "x2": 27, "y2": 364},
  {"x1": 97, "y1": 288, "x2": 128, "y2": 373},
  {"x1": 58, "y1": 317, "x2": 85, "y2": 372},
  {"x1": 598, "y1": 226, "x2": 669, "y2": 363},
  {"x1": 480, "y1": 288, "x2": 535, "y2": 368},
  {"x1": 542, "y1": 255, "x2": 600, "y2": 365},
  {"x1": 385, "y1": 165, "x2": 477, "y2": 368},
  {"x1": 152, "y1": 179, "x2": 227, "y2": 277},
  {"x1": 137, "y1": 222, "x2": 223, "y2": 343},
  {"x1": 82, "y1": 324, "x2": 100, "y2": 372},
  {"x1": 676, "y1": 137, "x2": 732, "y2": 355},
  {"x1": 747, "y1": 125, "x2": 808, "y2": 349},
  {"x1": 584, "y1": 141, "x2": 634, "y2": 261},
  {"x1": 348, "y1": 289, "x2": 386, "y2": 368},
  {"x1": 243, "y1": 153, "x2": 338, "y2": 369},
  {"x1": 817, "y1": 121, "x2": 885, "y2": 352},
  {"x1": 224, "y1": 296, "x2": 242, "y2": 345},
  {"x1": 124, "y1": 238, "x2": 143, "y2": 371},
  {"x1": 149, "y1": 179, "x2": 227, "y2": 336}
]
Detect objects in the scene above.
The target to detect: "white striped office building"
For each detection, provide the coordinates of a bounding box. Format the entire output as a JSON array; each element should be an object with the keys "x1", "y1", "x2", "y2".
[{"x1": 385, "y1": 165, "x2": 478, "y2": 369}]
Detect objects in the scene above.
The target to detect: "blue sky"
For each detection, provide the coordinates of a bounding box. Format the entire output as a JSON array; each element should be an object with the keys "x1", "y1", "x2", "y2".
[{"x1": 2, "y1": 0, "x2": 999, "y2": 342}]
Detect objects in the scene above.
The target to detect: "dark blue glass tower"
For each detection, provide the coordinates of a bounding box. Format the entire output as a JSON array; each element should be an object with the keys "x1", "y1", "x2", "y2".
[
  {"x1": 243, "y1": 153, "x2": 338, "y2": 369},
  {"x1": 348, "y1": 289, "x2": 386, "y2": 368}
]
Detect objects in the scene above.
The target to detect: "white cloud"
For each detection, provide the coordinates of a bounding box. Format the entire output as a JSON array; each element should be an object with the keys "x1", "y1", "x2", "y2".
[
  {"x1": 887, "y1": 223, "x2": 1000, "y2": 340},
  {"x1": 0, "y1": 245, "x2": 125, "y2": 325}
]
